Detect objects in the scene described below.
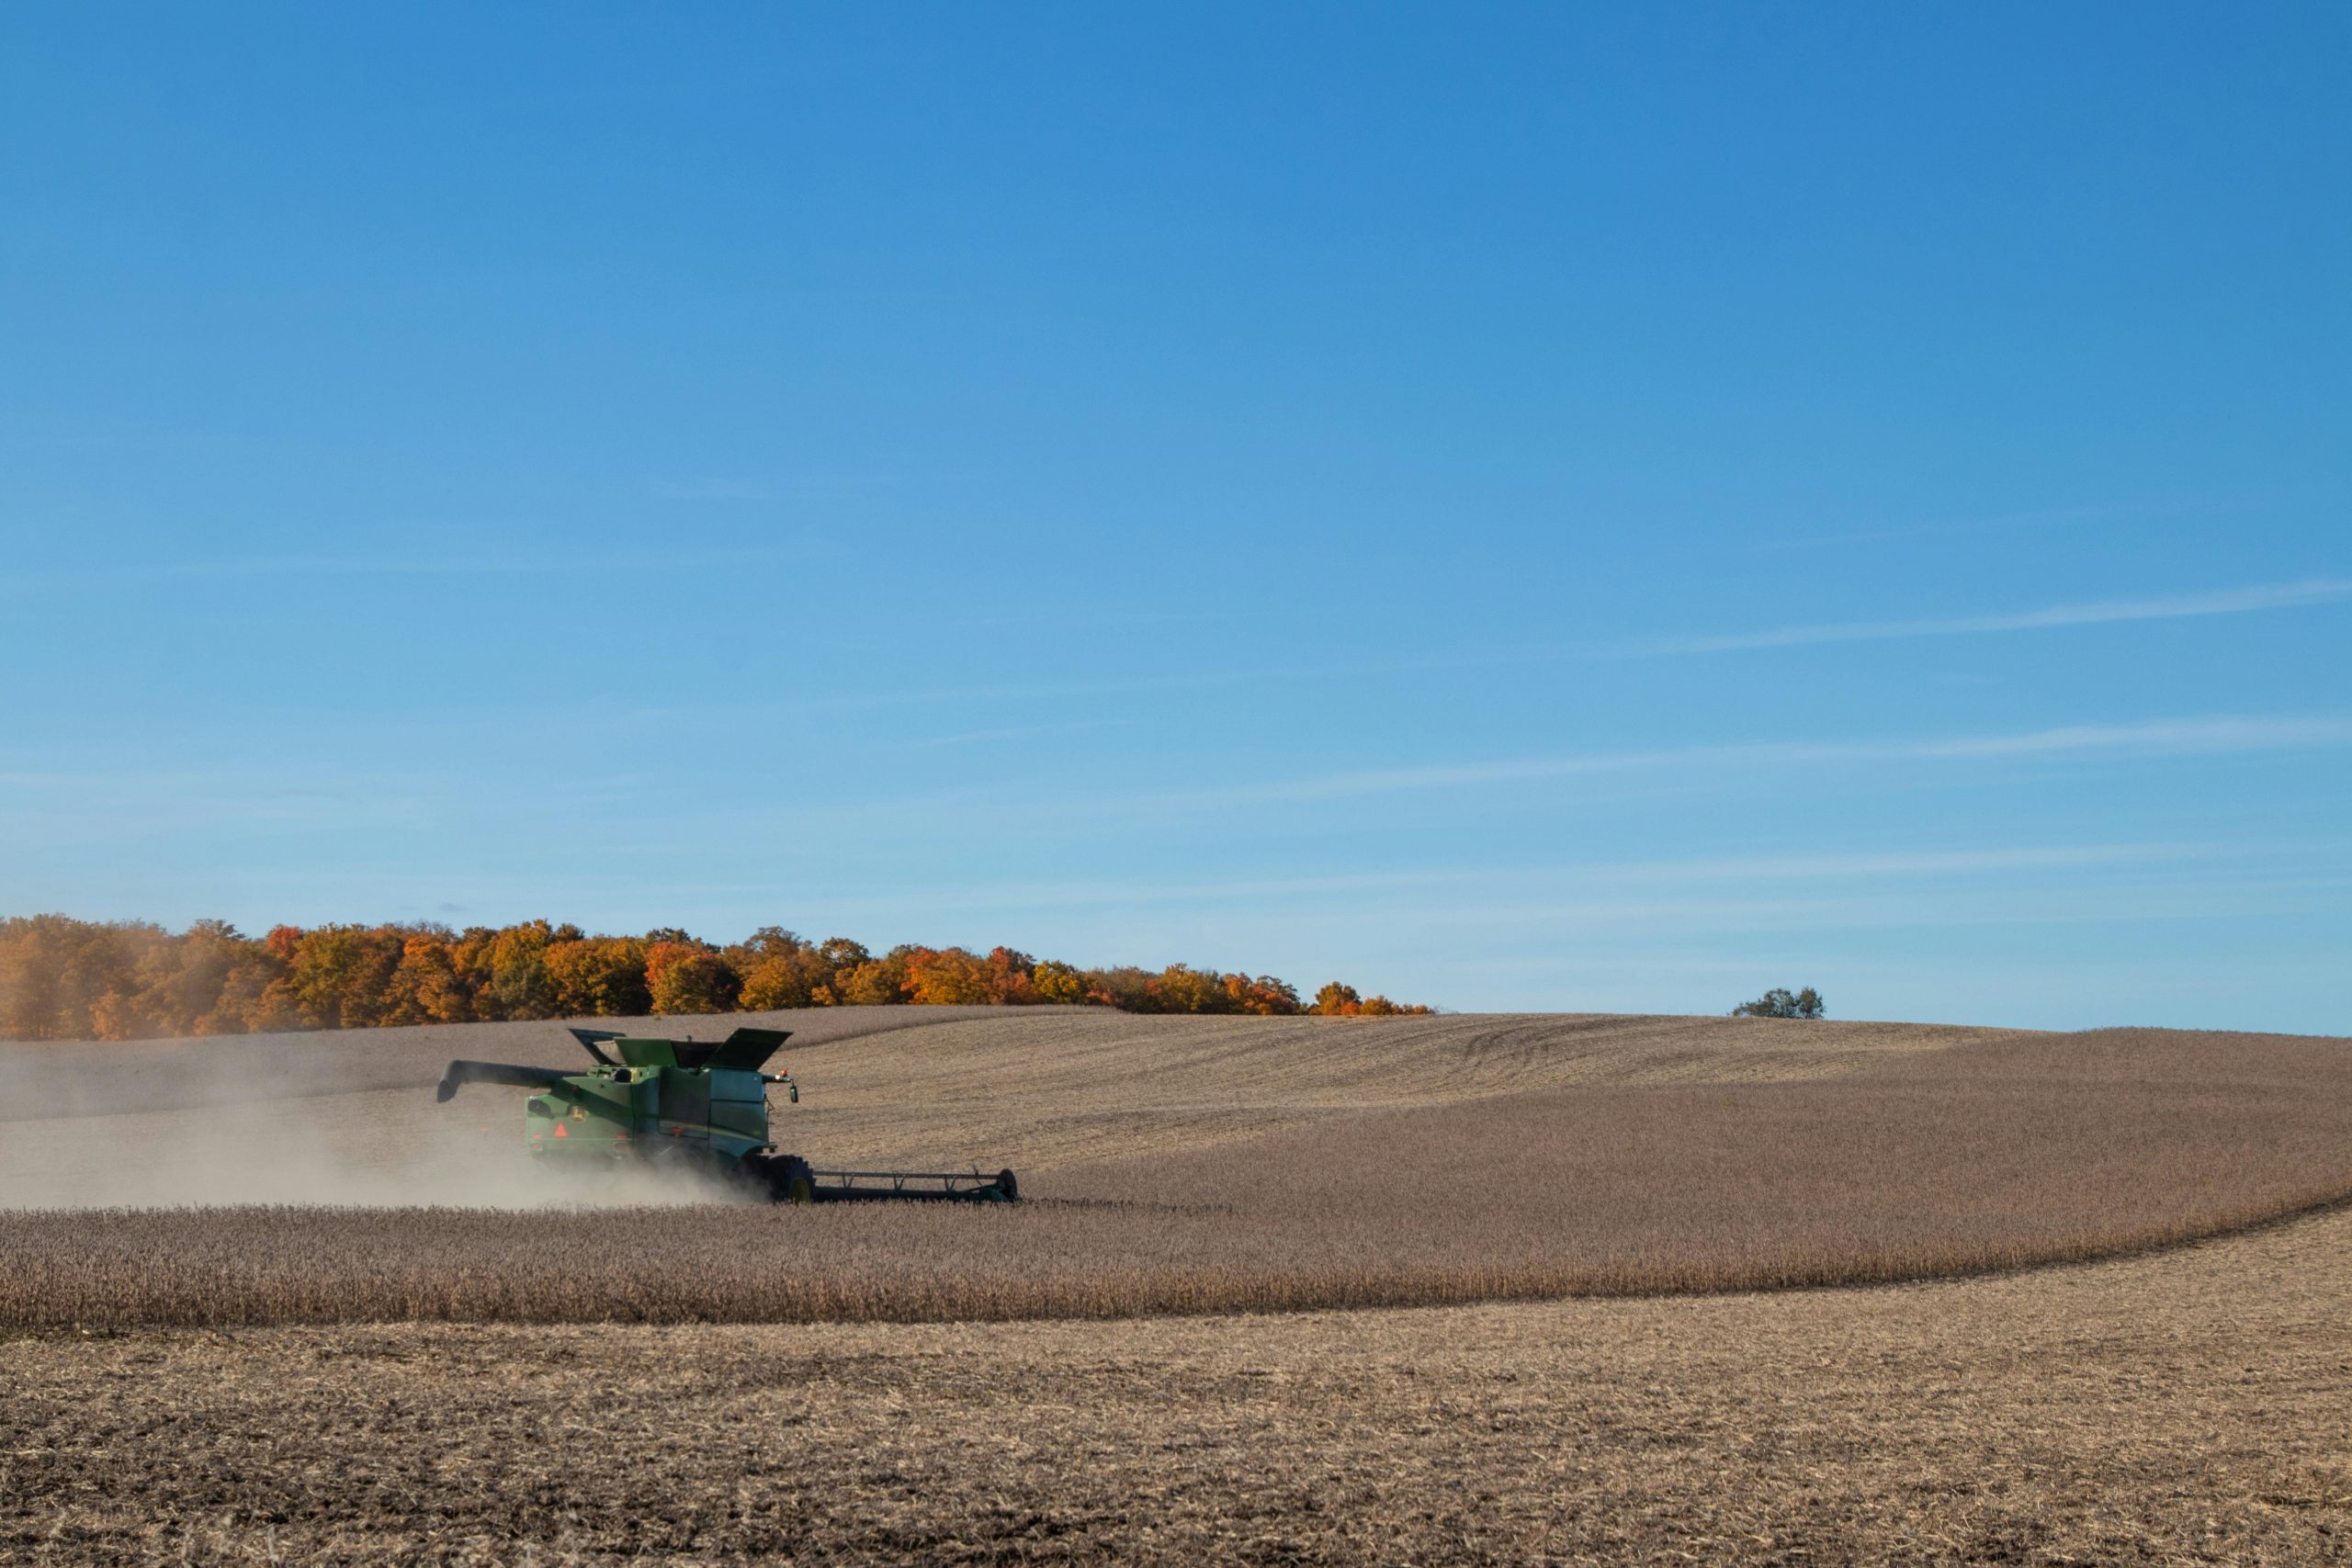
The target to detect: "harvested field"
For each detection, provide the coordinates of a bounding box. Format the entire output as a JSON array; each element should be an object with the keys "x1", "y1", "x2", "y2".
[
  {"x1": 4, "y1": 1018, "x2": 2348, "y2": 1326},
  {"x1": 6, "y1": 1009, "x2": 2349, "y2": 1563},
  {"x1": 0, "y1": 1008, "x2": 2012, "y2": 1205},
  {"x1": 6, "y1": 1202, "x2": 2349, "y2": 1563}
]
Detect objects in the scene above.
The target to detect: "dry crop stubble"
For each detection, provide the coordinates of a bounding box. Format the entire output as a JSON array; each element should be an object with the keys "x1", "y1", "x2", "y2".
[
  {"x1": 0, "y1": 1008, "x2": 2007, "y2": 1207},
  {"x1": 5, "y1": 1201, "x2": 2349, "y2": 1564},
  {"x1": 6, "y1": 1023, "x2": 2348, "y2": 1327}
]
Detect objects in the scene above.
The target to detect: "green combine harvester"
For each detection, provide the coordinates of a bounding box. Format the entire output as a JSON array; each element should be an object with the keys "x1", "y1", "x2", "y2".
[{"x1": 436, "y1": 1025, "x2": 1018, "y2": 1203}]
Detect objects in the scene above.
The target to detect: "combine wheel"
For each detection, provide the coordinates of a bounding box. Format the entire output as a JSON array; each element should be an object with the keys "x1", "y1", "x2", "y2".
[
  {"x1": 996, "y1": 1168, "x2": 1019, "y2": 1202},
  {"x1": 770, "y1": 1155, "x2": 816, "y2": 1205},
  {"x1": 737, "y1": 1153, "x2": 815, "y2": 1205}
]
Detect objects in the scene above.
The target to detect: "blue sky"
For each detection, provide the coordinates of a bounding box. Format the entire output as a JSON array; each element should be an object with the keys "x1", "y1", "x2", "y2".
[{"x1": 3, "y1": 4, "x2": 2346, "y2": 1032}]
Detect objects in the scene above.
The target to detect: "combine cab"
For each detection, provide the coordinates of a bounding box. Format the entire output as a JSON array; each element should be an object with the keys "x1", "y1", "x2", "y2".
[{"x1": 436, "y1": 1025, "x2": 1017, "y2": 1203}]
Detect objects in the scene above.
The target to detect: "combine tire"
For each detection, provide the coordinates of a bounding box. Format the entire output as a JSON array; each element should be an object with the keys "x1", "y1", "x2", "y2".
[
  {"x1": 771, "y1": 1155, "x2": 816, "y2": 1205},
  {"x1": 995, "y1": 1168, "x2": 1019, "y2": 1202},
  {"x1": 739, "y1": 1153, "x2": 817, "y2": 1204}
]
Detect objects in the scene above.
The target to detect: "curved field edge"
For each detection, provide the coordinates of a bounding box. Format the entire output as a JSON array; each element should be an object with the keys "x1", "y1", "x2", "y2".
[{"x1": 6, "y1": 1027, "x2": 2348, "y2": 1328}]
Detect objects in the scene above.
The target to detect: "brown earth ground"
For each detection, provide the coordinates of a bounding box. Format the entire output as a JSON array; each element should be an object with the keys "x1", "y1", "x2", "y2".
[
  {"x1": 5, "y1": 1203, "x2": 2349, "y2": 1564},
  {"x1": 5, "y1": 1010, "x2": 2348, "y2": 1562},
  {"x1": 6, "y1": 1013, "x2": 2352, "y2": 1325},
  {"x1": 0, "y1": 1008, "x2": 2021, "y2": 1204}
]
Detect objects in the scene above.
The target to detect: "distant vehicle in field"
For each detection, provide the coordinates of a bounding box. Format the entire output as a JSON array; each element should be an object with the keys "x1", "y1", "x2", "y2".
[{"x1": 436, "y1": 1026, "x2": 1018, "y2": 1202}]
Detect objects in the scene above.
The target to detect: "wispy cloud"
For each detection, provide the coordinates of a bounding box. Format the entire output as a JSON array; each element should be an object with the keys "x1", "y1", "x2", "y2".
[
  {"x1": 781, "y1": 840, "x2": 2264, "y2": 916},
  {"x1": 1904, "y1": 713, "x2": 2352, "y2": 759},
  {"x1": 1624, "y1": 579, "x2": 2352, "y2": 657},
  {"x1": 636, "y1": 711, "x2": 2352, "y2": 840},
  {"x1": 1404, "y1": 871, "x2": 2352, "y2": 936},
  {"x1": 907, "y1": 718, "x2": 1137, "y2": 749},
  {"x1": 0, "y1": 546, "x2": 808, "y2": 586},
  {"x1": 802, "y1": 577, "x2": 2352, "y2": 710},
  {"x1": 1153, "y1": 712, "x2": 2352, "y2": 807}
]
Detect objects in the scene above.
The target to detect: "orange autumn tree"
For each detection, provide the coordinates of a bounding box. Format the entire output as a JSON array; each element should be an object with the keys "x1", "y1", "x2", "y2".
[
  {"x1": 645, "y1": 938, "x2": 737, "y2": 1016},
  {"x1": 0, "y1": 914, "x2": 1429, "y2": 1041}
]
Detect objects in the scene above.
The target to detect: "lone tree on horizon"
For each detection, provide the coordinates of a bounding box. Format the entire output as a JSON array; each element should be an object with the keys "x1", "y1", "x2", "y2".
[{"x1": 1732, "y1": 986, "x2": 1825, "y2": 1020}]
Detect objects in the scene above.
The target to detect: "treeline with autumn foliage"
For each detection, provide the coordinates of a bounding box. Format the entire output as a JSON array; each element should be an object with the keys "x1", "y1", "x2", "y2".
[{"x1": 0, "y1": 914, "x2": 1430, "y2": 1043}]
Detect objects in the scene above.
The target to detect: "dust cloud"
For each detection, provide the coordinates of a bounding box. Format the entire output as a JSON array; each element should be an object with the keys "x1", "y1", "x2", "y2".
[
  {"x1": 0, "y1": 1032, "x2": 742, "y2": 1211},
  {"x1": 0, "y1": 1007, "x2": 979, "y2": 1211}
]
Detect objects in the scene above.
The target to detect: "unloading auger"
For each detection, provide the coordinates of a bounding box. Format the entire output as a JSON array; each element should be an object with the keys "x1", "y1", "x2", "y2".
[{"x1": 436, "y1": 1026, "x2": 1019, "y2": 1203}]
